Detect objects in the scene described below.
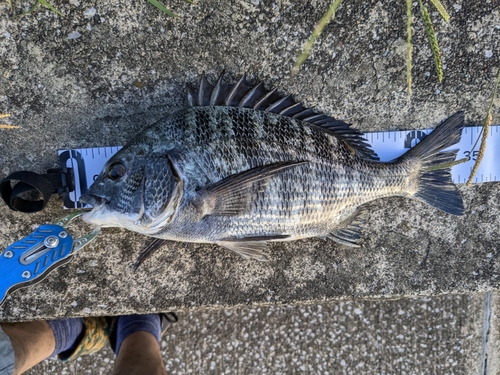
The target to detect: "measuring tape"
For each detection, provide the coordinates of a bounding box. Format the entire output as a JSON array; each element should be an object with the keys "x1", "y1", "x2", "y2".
[
  {"x1": 59, "y1": 126, "x2": 499, "y2": 209},
  {"x1": 59, "y1": 146, "x2": 122, "y2": 209},
  {"x1": 367, "y1": 125, "x2": 499, "y2": 184}
]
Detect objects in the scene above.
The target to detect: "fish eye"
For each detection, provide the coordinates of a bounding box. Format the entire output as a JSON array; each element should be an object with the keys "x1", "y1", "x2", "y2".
[{"x1": 106, "y1": 162, "x2": 126, "y2": 181}]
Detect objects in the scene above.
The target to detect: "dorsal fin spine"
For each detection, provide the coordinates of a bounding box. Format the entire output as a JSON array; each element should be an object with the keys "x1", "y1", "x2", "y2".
[
  {"x1": 225, "y1": 74, "x2": 248, "y2": 106},
  {"x1": 292, "y1": 108, "x2": 316, "y2": 119},
  {"x1": 238, "y1": 81, "x2": 266, "y2": 108},
  {"x1": 253, "y1": 87, "x2": 278, "y2": 110},
  {"x1": 265, "y1": 95, "x2": 293, "y2": 113},
  {"x1": 210, "y1": 74, "x2": 225, "y2": 106},
  {"x1": 303, "y1": 114, "x2": 326, "y2": 122},
  {"x1": 198, "y1": 74, "x2": 212, "y2": 106},
  {"x1": 278, "y1": 102, "x2": 305, "y2": 116}
]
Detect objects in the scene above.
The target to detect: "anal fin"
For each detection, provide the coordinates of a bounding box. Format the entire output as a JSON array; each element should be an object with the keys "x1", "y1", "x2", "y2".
[
  {"x1": 327, "y1": 209, "x2": 370, "y2": 247},
  {"x1": 217, "y1": 235, "x2": 289, "y2": 261}
]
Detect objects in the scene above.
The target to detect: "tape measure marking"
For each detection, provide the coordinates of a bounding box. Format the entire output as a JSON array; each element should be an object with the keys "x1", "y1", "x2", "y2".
[{"x1": 368, "y1": 125, "x2": 499, "y2": 184}]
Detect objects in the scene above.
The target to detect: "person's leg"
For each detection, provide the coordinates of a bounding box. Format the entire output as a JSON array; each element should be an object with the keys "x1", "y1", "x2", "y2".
[
  {"x1": 0, "y1": 318, "x2": 85, "y2": 375},
  {"x1": 1, "y1": 314, "x2": 174, "y2": 375},
  {"x1": 112, "y1": 331, "x2": 167, "y2": 375},
  {"x1": 110, "y1": 313, "x2": 176, "y2": 375},
  {"x1": 0, "y1": 321, "x2": 55, "y2": 375}
]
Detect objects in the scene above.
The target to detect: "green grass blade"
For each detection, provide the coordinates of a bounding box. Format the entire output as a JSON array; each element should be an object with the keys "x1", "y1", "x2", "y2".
[
  {"x1": 38, "y1": 0, "x2": 64, "y2": 16},
  {"x1": 466, "y1": 69, "x2": 500, "y2": 185},
  {"x1": 15, "y1": 2, "x2": 40, "y2": 18},
  {"x1": 293, "y1": 0, "x2": 344, "y2": 75},
  {"x1": 428, "y1": 0, "x2": 450, "y2": 22},
  {"x1": 146, "y1": 0, "x2": 178, "y2": 17},
  {"x1": 7, "y1": 0, "x2": 12, "y2": 9},
  {"x1": 406, "y1": 0, "x2": 413, "y2": 97},
  {"x1": 419, "y1": 0, "x2": 443, "y2": 83}
]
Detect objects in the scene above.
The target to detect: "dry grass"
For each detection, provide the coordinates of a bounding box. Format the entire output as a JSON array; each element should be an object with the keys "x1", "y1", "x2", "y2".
[
  {"x1": 0, "y1": 113, "x2": 18, "y2": 129},
  {"x1": 294, "y1": 0, "x2": 451, "y2": 96}
]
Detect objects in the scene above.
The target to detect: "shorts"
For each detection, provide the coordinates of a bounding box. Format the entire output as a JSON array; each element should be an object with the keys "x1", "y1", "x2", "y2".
[{"x1": 0, "y1": 325, "x2": 14, "y2": 375}]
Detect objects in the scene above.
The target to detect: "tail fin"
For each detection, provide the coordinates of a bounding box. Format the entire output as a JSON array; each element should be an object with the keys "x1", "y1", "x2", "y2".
[{"x1": 401, "y1": 112, "x2": 465, "y2": 215}]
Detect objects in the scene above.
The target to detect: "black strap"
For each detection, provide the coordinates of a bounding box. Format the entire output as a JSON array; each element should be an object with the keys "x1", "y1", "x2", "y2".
[{"x1": 0, "y1": 169, "x2": 71, "y2": 213}]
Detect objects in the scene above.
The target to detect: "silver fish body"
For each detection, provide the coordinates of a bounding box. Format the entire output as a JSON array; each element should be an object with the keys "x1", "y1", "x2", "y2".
[{"x1": 81, "y1": 74, "x2": 464, "y2": 260}]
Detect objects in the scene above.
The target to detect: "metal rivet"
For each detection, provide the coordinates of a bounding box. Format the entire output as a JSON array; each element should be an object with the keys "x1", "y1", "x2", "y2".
[
  {"x1": 22, "y1": 271, "x2": 31, "y2": 279},
  {"x1": 4, "y1": 250, "x2": 13, "y2": 259},
  {"x1": 44, "y1": 236, "x2": 59, "y2": 249},
  {"x1": 59, "y1": 231, "x2": 68, "y2": 239}
]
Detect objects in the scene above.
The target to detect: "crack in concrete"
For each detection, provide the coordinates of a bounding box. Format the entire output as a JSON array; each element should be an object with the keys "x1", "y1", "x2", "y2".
[{"x1": 481, "y1": 291, "x2": 491, "y2": 375}]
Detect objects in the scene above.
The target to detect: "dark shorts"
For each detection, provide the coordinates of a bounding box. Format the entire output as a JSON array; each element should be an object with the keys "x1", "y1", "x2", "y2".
[{"x1": 0, "y1": 326, "x2": 14, "y2": 375}]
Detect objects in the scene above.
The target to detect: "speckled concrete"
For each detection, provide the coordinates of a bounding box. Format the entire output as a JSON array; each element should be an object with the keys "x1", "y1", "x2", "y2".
[{"x1": 27, "y1": 294, "x2": 487, "y2": 374}]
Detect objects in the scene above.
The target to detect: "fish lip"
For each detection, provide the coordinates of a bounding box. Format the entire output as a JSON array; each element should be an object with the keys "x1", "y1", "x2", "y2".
[{"x1": 79, "y1": 194, "x2": 109, "y2": 208}]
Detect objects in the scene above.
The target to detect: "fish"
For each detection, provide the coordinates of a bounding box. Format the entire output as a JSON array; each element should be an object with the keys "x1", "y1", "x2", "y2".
[{"x1": 80, "y1": 73, "x2": 465, "y2": 262}]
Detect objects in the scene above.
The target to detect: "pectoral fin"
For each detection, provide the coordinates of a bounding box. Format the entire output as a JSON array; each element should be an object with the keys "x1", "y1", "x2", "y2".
[{"x1": 194, "y1": 161, "x2": 307, "y2": 217}]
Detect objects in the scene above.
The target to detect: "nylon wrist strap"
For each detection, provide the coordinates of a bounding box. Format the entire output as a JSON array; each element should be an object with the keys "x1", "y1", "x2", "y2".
[{"x1": 0, "y1": 169, "x2": 71, "y2": 212}]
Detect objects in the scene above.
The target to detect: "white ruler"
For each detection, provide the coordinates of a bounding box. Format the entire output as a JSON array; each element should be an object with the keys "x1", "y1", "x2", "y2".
[
  {"x1": 58, "y1": 146, "x2": 122, "y2": 209},
  {"x1": 368, "y1": 125, "x2": 499, "y2": 184},
  {"x1": 59, "y1": 126, "x2": 499, "y2": 208}
]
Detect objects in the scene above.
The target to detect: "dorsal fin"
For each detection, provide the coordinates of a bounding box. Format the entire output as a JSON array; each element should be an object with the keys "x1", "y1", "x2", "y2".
[
  {"x1": 187, "y1": 73, "x2": 379, "y2": 160},
  {"x1": 225, "y1": 74, "x2": 251, "y2": 106}
]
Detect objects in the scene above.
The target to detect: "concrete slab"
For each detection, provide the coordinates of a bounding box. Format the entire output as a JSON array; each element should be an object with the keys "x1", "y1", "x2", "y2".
[
  {"x1": 0, "y1": 0, "x2": 499, "y2": 321},
  {"x1": 27, "y1": 294, "x2": 487, "y2": 374}
]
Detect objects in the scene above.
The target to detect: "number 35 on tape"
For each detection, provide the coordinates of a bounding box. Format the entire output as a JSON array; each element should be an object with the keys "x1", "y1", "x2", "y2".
[{"x1": 368, "y1": 125, "x2": 500, "y2": 184}]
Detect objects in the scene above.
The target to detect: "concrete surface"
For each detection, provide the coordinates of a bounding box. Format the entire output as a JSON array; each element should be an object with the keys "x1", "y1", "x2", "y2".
[
  {"x1": 0, "y1": 0, "x2": 499, "y2": 373},
  {"x1": 28, "y1": 293, "x2": 489, "y2": 374},
  {"x1": 0, "y1": 0, "x2": 499, "y2": 320}
]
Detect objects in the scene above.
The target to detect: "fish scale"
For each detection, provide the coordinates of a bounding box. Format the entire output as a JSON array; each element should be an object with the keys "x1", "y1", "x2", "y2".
[{"x1": 81, "y1": 74, "x2": 464, "y2": 262}]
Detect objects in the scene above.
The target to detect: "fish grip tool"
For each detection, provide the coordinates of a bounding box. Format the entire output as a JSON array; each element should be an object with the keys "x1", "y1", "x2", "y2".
[
  {"x1": 0, "y1": 168, "x2": 73, "y2": 213},
  {"x1": 0, "y1": 211, "x2": 99, "y2": 307}
]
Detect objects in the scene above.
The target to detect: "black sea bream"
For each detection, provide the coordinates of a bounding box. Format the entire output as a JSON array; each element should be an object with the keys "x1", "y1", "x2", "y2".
[{"x1": 81, "y1": 74, "x2": 465, "y2": 261}]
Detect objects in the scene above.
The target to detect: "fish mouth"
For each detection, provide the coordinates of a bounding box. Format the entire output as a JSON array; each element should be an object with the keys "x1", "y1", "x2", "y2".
[
  {"x1": 80, "y1": 193, "x2": 137, "y2": 228},
  {"x1": 80, "y1": 194, "x2": 111, "y2": 225},
  {"x1": 79, "y1": 194, "x2": 109, "y2": 208}
]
